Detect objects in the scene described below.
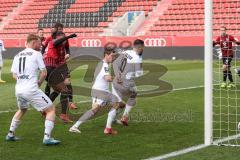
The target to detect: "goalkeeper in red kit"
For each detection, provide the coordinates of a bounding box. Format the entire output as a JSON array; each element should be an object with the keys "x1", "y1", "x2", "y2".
[{"x1": 213, "y1": 26, "x2": 240, "y2": 88}]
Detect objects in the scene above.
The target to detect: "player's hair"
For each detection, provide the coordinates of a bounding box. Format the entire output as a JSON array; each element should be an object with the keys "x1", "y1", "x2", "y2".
[
  {"x1": 133, "y1": 39, "x2": 144, "y2": 46},
  {"x1": 54, "y1": 22, "x2": 64, "y2": 29},
  {"x1": 104, "y1": 47, "x2": 115, "y2": 57},
  {"x1": 26, "y1": 34, "x2": 40, "y2": 44}
]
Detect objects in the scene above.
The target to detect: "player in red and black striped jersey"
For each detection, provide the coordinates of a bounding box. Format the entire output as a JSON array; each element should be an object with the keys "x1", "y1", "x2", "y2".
[
  {"x1": 42, "y1": 23, "x2": 77, "y2": 106},
  {"x1": 213, "y1": 26, "x2": 240, "y2": 88},
  {"x1": 43, "y1": 31, "x2": 77, "y2": 123}
]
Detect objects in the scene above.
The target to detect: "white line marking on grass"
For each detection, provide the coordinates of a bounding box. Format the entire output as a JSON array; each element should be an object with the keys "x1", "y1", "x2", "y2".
[
  {"x1": 146, "y1": 144, "x2": 208, "y2": 160},
  {"x1": 146, "y1": 133, "x2": 240, "y2": 160},
  {"x1": 173, "y1": 85, "x2": 204, "y2": 91}
]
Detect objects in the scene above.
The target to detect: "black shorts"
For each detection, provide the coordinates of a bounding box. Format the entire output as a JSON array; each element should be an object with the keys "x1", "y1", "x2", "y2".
[
  {"x1": 46, "y1": 66, "x2": 56, "y2": 82},
  {"x1": 222, "y1": 56, "x2": 233, "y2": 66},
  {"x1": 48, "y1": 64, "x2": 70, "y2": 88}
]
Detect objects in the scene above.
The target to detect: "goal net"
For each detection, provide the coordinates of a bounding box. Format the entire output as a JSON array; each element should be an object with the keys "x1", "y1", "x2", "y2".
[{"x1": 212, "y1": 0, "x2": 240, "y2": 146}]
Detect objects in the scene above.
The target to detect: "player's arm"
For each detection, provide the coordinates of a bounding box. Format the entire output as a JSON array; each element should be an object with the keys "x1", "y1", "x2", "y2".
[
  {"x1": 213, "y1": 37, "x2": 220, "y2": 47},
  {"x1": 41, "y1": 36, "x2": 51, "y2": 54},
  {"x1": 53, "y1": 33, "x2": 77, "y2": 47},
  {"x1": 231, "y1": 36, "x2": 240, "y2": 45},
  {"x1": 65, "y1": 40, "x2": 70, "y2": 60},
  {"x1": 38, "y1": 69, "x2": 47, "y2": 87},
  {"x1": 10, "y1": 56, "x2": 18, "y2": 80},
  {"x1": 36, "y1": 53, "x2": 47, "y2": 87},
  {"x1": 104, "y1": 75, "x2": 113, "y2": 82},
  {"x1": 135, "y1": 62, "x2": 143, "y2": 78}
]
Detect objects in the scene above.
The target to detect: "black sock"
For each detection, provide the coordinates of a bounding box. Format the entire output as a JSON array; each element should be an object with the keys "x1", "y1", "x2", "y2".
[
  {"x1": 60, "y1": 93, "x2": 68, "y2": 114},
  {"x1": 50, "y1": 91, "x2": 59, "y2": 102},
  {"x1": 228, "y1": 71, "x2": 233, "y2": 82},
  {"x1": 45, "y1": 83, "x2": 51, "y2": 97},
  {"x1": 223, "y1": 70, "x2": 227, "y2": 82},
  {"x1": 67, "y1": 85, "x2": 73, "y2": 102}
]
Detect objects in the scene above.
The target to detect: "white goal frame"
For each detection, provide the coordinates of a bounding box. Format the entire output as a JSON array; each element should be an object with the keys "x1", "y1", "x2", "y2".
[{"x1": 204, "y1": 0, "x2": 213, "y2": 146}]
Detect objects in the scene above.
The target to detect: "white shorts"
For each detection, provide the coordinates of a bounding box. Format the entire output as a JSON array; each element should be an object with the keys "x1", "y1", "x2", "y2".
[
  {"x1": 16, "y1": 89, "x2": 53, "y2": 112},
  {"x1": 112, "y1": 83, "x2": 137, "y2": 106},
  {"x1": 91, "y1": 90, "x2": 117, "y2": 106}
]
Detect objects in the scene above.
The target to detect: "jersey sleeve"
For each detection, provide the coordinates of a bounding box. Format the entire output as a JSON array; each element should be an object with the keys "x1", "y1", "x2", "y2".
[
  {"x1": 36, "y1": 53, "x2": 46, "y2": 70},
  {"x1": 43, "y1": 36, "x2": 51, "y2": 47},
  {"x1": 0, "y1": 40, "x2": 6, "y2": 51},
  {"x1": 11, "y1": 56, "x2": 18, "y2": 74},
  {"x1": 215, "y1": 37, "x2": 220, "y2": 45},
  {"x1": 230, "y1": 35, "x2": 237, "y2": 42}
]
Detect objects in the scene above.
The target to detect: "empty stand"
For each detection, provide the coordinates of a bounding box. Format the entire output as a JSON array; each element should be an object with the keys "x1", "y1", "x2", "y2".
[
  {"x1": 0, "y1": 0, "x2": 22, "y2": 22},
  {"x1": 0, "y1": 0, "x2": 159, "y2": 38},
  {"x1": 148, "y1": 0, "x2": 240, "y2": 36}
]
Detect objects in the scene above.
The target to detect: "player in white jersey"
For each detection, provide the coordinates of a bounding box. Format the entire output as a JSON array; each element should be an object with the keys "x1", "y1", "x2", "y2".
[
  {"x1": 0, "y1": 39, "x2": 6, "y2": 83},
  {"x1": 5, "y1": 34, "x2": 60, "y2": 145},
  {"x1": 112, "y1": 39, "x2": 144, "y2": 126},
  {"x1": 69, "y1": 47, "x2": 120, "y2": 135}
]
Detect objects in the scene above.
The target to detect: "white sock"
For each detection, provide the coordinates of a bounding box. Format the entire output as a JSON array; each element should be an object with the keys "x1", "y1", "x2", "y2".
[
  {"x1": 8, "y1": 118, "x2": 20, "y2": 136},
  {"x1": 106, "y1": 108, "x2": 116, "y2": 128},
  {"x1": 73, "y1": 121, "x2": 83, "y2": 128},
  {"x1": 44, "y1": 120, "x2": 54, "y2": 139},
  {"x1": 123, "y1": 104, "x2": 133, "y2": 117}
]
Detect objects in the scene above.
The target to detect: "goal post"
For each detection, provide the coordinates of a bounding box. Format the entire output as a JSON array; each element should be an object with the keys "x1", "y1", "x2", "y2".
[{"x1": 204, "y1": 0, "x2": 213, "y2": 146}]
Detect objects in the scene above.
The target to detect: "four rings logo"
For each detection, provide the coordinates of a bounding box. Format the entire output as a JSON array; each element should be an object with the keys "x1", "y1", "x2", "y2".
[
  {"x1": 81, "y1": 39, "x2": 102, "y2": 47},
  {"x1": 144, "y1": 38, "x2": 167, "y2": 47}
]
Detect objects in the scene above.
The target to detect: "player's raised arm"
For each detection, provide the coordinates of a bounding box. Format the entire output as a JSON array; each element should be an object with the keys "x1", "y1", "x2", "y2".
[{"x1": 53, "y1": 32, "x2": 77, "y2": 47}]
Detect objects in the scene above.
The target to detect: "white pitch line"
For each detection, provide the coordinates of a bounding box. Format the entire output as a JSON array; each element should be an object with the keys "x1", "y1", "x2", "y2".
[
  {"x1": 173, "y1": 85, "x2": 204, "y2": 91},
  {"x1": 145, "y1": 144, "x2": 208, "y2": 160},
  {"x1": 146, "y1": 133, "x2": 240, "y2": 160}
]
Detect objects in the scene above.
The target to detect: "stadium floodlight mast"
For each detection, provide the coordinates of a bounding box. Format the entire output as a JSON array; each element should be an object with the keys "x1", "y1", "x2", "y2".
[{"x1": 204, "y1": 0, "x2": 213, "y2": 146}]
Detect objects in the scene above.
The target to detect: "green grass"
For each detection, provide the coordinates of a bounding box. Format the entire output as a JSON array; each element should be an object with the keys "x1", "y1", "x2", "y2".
[{"x1": 0, "y1": 59, "x2": 239, "y2": 160}]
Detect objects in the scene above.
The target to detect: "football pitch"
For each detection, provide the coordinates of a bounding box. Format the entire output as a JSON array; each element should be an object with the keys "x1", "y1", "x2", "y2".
[{"x1": 0, "y1": 59, "x2": 240, "y2": 160}]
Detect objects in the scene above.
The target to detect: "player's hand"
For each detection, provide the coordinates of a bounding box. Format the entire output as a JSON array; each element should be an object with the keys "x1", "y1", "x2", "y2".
[
  {"x1": 104, "y1": 75, "x2": 113, "y2": 82},
  {"x1": 69, "y1": 33, "x2": 77, "y2": 38},
  {"x1": 65, "y1": 54, "x2": 70, "y2": 60}
]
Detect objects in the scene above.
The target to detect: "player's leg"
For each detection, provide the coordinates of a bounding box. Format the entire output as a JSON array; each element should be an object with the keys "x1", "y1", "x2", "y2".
[
  {"x1": 45, "y1": 66, "x2": 55, "y2": 97},
  {"x1": 59, "y1": 91, "x2": 73, "y2": 123},
  {"x1": 30, "y1": 90, "x2": 60, "y2": 145},
  {"x1": 221, "y1": 58, "x2": 228, "y2": 88},
  {"x1": 120, "y1": 90, "x2": 137, "y2": 126},
  {"x1": 6, "y1": 95, "x2": 29, "y2": 141},
  {"x1": 42, "y1": 105, "x2": 60, "y2": 145},
  {"x1": 6, "y1": 108, "x2": 28, "y2": 141},
  {"x1": 64, "y1": 67, "x2": 77, "y2": 109},
  {"x1": 67, "y1": 84, "x2": 77, "y2": 109},
  {"x1": 69, "y1": 100, "x2": 101, "y2": 133},
  {"x1": 104, "y1": 102, "x2": 119, "y2": 135},
  {"x1": 226, "y1": 57, "x2": 235, "y2": 88}
]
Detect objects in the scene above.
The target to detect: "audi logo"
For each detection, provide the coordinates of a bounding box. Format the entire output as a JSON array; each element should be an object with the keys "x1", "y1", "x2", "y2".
[
  {"x1": 144, "y1": 38, "x2": 167, "y2": 47},
  {"x1": 81, "y1": 39, "x2": 102, "y2": 47}
]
